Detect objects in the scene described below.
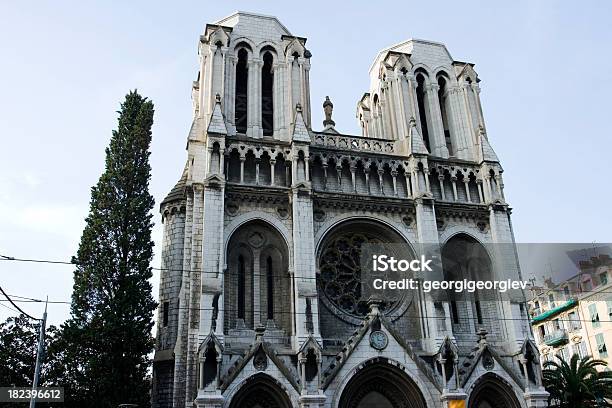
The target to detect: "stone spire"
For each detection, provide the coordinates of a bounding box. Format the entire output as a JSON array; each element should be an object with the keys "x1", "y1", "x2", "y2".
[
  {"x1": 478, "y1": 125, "x2": 499, "y2": 163},
  {"x1": 292, "y1": 103, "x2": 311, "y2": 142},
  {"x1": 408, "y1": 117, "x2": 429, "y2": 155},
  {"x1": 207, "y1": 93, "x2": 227, "y2": 135}
]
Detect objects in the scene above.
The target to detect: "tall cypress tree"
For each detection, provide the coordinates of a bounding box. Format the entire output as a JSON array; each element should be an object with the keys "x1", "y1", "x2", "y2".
[{"x1": 62, "y1": 91, "x2": 157, "y2": 407}]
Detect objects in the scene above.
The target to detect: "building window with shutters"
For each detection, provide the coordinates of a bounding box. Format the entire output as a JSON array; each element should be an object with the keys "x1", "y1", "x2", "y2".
[
  {"x1": 568, "y1": 311, "x2": 581, "y2": 331},
  {"x1": 596, "y1": 333, "x2": 608, "y2": 358},
  {"x1": 557, "y1": 347, "x2": 569, "y2": 362},
  {"x1": 573, "y1": 342, "x2": 587, "y2": 358},
  {"x1": 600, "y1": 272, "x2": 608, "y2": 286},
  {"x1": 590, "y1": 303, "x2": 601, "y2": 328},
  {"x1": 607, "y1": 300, "x2": 612, "y2": 318}
]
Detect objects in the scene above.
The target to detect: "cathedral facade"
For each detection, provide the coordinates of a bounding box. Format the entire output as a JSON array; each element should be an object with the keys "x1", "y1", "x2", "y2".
[{"x1": 152, "y1": 12, "x2": 548, "y2": 408}]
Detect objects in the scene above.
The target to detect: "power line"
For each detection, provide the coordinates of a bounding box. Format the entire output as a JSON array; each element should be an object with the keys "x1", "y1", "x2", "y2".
[
  {"x1": 0, "y1": 300, "x2": 21, "y2": 315},
  {"x1": 0, "y1": 254, "x2": 73, "y2": 266},
  {"x1": 2, "y1": 292, "x2": 612, "y2": 325},
  {"x1": 1, "y1": 298, "x2": 605, "y2": 326},
  {"x1": 171, "y1": 306, "x2": 612, "y2": 324},
  {"x1": 0, "y1": 299, "x2": 70, "y2": 305},
  {"x1": 0, "y1": 254, "x2": 326, "y2": 279},
  {"x1": 2, "y1": 253, "x2": 611, "y2": 296},
  {"x1": 0, "y1": 285, "x2": 38, "y2": 320}
]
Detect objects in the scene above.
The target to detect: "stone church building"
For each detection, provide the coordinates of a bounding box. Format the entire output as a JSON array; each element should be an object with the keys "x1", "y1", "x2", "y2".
[{"x1": 152, "y1": 11, "x2": 549, "y2": 408}]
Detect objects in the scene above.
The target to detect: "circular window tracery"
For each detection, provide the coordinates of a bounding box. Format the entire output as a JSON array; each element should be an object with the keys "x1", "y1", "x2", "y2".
[
  {"x1": 319, "y1": 232, "x2": 379, "y2": 316},
  {"x1": 317, "y1": 222, "x2": 412, "y2": 319}
]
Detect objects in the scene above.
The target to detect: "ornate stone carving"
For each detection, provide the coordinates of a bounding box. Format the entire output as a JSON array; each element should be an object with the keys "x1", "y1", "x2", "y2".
[
  {"x1": 436, "y1": 219, "x2": 446, "y2": 231},
  {"x1": 313, "y1": 209, "x2": 326, "y2": 222},
  {"x1": 318, "y1": 232, "x2": 405, "y2": 317},
  {"x1": 482, "y1": 349, "x2": 495, "y2": 371},
  {"x1": 402, "y1": 216, "x2": 413, "y2": 227},
  {"x1": 253, "y1": 346, "x2": 268, "y2": 371},
  {"x1": 225, "y1": 202, "x2": 240, "y2": 216},
  {"x1": 477, "y1": 221, "x2": 488, "y2": 232},
  {"x1": 247, "y1": 231, "x2": 265, "y2": 248},
  {"x1": 323, "y1": 96, "x2": 335, "y2": 127}
]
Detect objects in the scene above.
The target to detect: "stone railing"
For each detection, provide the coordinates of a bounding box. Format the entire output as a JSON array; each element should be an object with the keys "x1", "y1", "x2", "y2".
[{"x1": 312, "y1": 132, "x2": 396, "y2": 154}]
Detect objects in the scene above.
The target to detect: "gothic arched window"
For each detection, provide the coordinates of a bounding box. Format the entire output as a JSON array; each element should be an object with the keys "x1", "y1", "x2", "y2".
[
  {"x1": 225, "y1": 221, "x2": 291, "y2": 336},
  {"x1": 235, "y1": 48, "x2": 248, "y2": 134},
  {"x1": 238, "y1": 255, "x2": 245, "y2": 319},
  {"x1": 442, "y1": 234, "x2": 498, "y2": 335},
  {"x1": 266, "y1": 256, "x2": 274, "y2": 319},
  {"x1": 372, "y1": 94, "x2": 381, "y2": 138},
  {"x1": 437, "y1": 75, "x2": 453, "y2": 156},
  {"x1": 261, "y1": 51, "x2": 274, "y2": 136},
  {"x1": 415, "y1": 73, "x2": 431, "y2": 151}
]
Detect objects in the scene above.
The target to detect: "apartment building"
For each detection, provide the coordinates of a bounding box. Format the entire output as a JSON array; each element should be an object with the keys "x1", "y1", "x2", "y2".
[{"x1": 528, "y1": 254, "x2": 612, "y2": 369}]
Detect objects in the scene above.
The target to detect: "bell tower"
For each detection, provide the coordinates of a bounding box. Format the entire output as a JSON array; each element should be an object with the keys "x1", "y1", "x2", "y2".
[{"x1": 195, "y1": 12, "x2": 312, "y2": 140}]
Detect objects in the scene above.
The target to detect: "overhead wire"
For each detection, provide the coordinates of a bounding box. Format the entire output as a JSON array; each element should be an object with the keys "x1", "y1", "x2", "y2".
[
  {"x1": 2, "y1": 253, "x2": 610, "y2": 294},
  {"x1": 0, "y1": 284, "x2": 39, "y2": 320}
]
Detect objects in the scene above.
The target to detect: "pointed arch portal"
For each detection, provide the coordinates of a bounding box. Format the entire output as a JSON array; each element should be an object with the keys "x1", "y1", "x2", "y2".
[
  {"x1": 228, "y1": 374, "x2": 292, "y2": 408},
  {"x1": 468, "y1": 373, "x2": 522, "y2": 408},
  {"x1": 338, "y1": 359, "x2": 427, "y2": 408}
]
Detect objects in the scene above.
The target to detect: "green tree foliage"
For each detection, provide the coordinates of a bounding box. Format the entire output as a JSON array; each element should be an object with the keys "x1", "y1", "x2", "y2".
[
  {"x1": 543, "y1": 354, "x2": 612, "y2": 407},
  {"x1": 0, "y1": 314, "x2": 64, "y2": 407},
  {"x1": 61, "y1": 91, "x2": 157, "y2": 407}
]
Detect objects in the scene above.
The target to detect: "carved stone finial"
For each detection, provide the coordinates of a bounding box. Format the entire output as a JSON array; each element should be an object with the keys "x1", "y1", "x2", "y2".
[
  {"x1": 296, "y1": 102, "x2": 302, "y2": 113},
  {"x1": 409, "y1": 116, "x2": 417, "y2": 127},
  {"x1": 478, "y1": 124, "x2": 485, "y2": 136},
  {"x1": 215, "y1": 93, "x2": 221, "y2": 103},
  {"x1": 367, "y1": 296, "x2": 384, "y2": 316},
  {"x1": 477, "y1": 328, "x2": 488, "y2": 345},
  {"x1": 255, "y1": 325, "x2": 266, "y2": 342},
  {"x1": 323, "y1": 96, "x2": 335, "y2": 127}
]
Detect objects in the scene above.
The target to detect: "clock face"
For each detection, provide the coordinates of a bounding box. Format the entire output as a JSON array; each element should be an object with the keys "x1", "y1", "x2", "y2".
[{"x1": 370, "y1": 330, "x2": 388, "y2": 350}]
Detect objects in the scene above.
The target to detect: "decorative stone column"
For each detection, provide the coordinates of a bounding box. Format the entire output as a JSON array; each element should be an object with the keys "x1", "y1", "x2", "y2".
[
  {"x1": 247, "y1": 58, "x2": 262, "y2": 138},
  {"x1": 413, "y1": 191, "x2": 444, "y2": 352},
  {"x1": 426, "y1": 82, "x2": 450, "y2": 158},
  {"x1": 448, "y1": 84, "x2": 471, "y2": 160}
]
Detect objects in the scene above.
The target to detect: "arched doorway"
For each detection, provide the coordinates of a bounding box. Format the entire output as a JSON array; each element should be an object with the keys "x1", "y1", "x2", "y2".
[
  {"x1": 224, "y1": 220, "x2": 291, "y2": 335},
  {"x1": 228, "y1": 374, "x2": 292, "y2": 408},
  {"x1": 468, "y1": 373, "x2": 522, "y2": 408},
  {"x1": 338, "y1": 359, "x2": 427, "y2": 408}
]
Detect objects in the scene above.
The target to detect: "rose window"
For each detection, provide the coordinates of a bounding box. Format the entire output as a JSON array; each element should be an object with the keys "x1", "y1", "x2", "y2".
[{"x1": 318, "y1": 231, "x2": 399, "y2": 317}]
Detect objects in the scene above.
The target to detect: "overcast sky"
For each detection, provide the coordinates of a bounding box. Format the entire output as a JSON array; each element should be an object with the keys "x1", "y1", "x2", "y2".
[{"x1": 1, "y1": 1, "x2": 611, "y2": 326}]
